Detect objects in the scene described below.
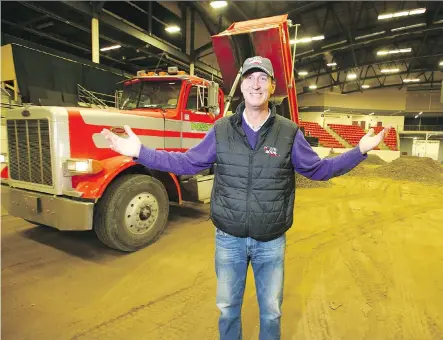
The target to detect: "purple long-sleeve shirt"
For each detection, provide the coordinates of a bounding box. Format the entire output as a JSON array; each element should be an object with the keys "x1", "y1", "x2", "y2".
[{"x1": 136, "y1": 118, "x2": 367, "y2": 180}]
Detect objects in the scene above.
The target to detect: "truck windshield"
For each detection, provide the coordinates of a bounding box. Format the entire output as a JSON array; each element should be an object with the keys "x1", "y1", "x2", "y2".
[{"x1": 119, "y1": 80, "x2": 182, "y2": 110}]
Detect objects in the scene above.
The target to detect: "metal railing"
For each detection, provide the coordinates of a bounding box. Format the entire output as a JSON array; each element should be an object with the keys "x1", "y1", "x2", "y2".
[
  {"x1": 77, "y1": 84, "x2": 115, "y2": 109},
  {"x1": 400, "y1": 125, "x2": 443, "y2": 132}
]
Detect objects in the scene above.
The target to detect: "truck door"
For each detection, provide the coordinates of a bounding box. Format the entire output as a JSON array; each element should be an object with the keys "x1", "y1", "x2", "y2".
[{"x1": 181, "y1": 84, "x2": 216, "y2": 150}]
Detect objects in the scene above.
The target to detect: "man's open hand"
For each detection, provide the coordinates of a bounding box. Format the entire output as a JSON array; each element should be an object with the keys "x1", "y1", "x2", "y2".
[
  {"x1": 101, "y1": 125, "x2": 141, "y2": 158},
  {"x1": 359, "y1": 126, "x2": 391, "y2": 154}
]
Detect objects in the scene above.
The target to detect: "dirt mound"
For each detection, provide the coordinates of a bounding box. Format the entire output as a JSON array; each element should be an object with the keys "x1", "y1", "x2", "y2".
[
  {"x1": 343, "y1": 163, "x2": 372, "y2": 177},
  {"x1": 296, "y1": 173, "x2": 332, "y2": 188},
  {"x1": 366, "y1": 154, "x2": 386, "y2": 165},
  {"x1": 374, "y1": 156, "x2": 443, "y2": 184}
]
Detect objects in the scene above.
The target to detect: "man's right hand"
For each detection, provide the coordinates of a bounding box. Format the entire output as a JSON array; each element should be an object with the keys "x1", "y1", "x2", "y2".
[{"x1": 101, "y1": 125, "x2": 142, "y2": 158}]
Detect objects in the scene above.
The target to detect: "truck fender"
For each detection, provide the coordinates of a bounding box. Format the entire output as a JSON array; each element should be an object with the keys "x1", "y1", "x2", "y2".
[{"x1": 74, "y1": 156, "x2": 182, "y2": 203}]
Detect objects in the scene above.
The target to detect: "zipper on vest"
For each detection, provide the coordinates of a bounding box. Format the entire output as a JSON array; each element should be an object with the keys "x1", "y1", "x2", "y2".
[{"x1": 247, "y1": 151, "x2": 253, "y2": 235}]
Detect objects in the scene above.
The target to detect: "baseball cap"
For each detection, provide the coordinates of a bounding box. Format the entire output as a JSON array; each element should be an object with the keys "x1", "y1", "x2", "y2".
[{"x1": 241, "y1": 56, "x2": 274, "y2": 79}]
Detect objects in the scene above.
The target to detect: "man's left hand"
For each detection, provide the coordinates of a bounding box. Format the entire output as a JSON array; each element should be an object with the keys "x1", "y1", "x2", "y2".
[{"x1": 359, "y1": 126, "x2": 391, "y2": 154}]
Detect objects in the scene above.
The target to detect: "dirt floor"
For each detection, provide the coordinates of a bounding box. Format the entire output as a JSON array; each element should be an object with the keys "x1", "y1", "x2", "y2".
[{"x1": 2, "y1": 175, "x2": 443, "y2": 340}]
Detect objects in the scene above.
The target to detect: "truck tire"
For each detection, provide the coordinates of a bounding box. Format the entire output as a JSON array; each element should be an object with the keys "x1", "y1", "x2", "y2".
[{"x1": 94, "y1": 174, "x2": 169, "y2": 252}]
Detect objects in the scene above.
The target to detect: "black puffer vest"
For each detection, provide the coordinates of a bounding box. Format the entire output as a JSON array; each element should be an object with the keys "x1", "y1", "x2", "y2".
[{"x1": 210, "y1": 102, "x2": 299, "y2": 242}]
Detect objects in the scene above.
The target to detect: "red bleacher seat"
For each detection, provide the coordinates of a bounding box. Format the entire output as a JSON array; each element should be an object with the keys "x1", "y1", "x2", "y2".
[
  {"x1": 327, "y1": 123, "x2": 366, "y2": 147},
  {"x1": 299, "y1": 121, "x2": 345, "y2": 148}
]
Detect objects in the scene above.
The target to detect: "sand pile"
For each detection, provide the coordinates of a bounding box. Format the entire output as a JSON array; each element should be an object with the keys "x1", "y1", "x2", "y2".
[
  {"x1": 343, "y1": 163, "x2": 372, "y2": 177},
  {"x1": 374, "y1": 156, "x2": 443, "y2": 184},
  {"x1": 366, "y1": 154, "x2": 386, "y2": 165},
  {"x1": 296, "y1": 173, "x2": 332, "y2": 188}
]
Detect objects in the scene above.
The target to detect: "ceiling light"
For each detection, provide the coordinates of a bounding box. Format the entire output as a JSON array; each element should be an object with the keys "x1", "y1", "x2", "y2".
[
  {"x1": 298, "y1": 71, "x2": 308, "y2": 76},
  {"x1": 291, "y1": 35, "x2": 324, "y2": 44},
  {"x1": 378, "y1": 8, "x2": 426, "y2": 20},
  {"x1": 415, "y1": 115, "x2": 419, "y2": 119},
  {"x1": 210, "y1": 1, "x2": 228, "y2": 8},
  {"x1": 439, "y1": 61, "x2": 443, "y2": 66},
  {"x1": 377, "y1": 48, "x2": 411, "y2": 55},
  {"x1": 324, "y1": 109, "x2": 330, "y2": 112},
  {"x1": 381, "y1": 68, "x2": 400, "y2": 73},
  {"x1": 369, "y1": 112, "x2": 375, "y2": 115},
  {"x1": 326, "y1": 63, "x2": 337, "y2": 67},
  {"x1": 393, "y1": 11, "x2": 409, "y2": 18},
  {"x1": 391, "y1": 23, "x2": 426, "y2": 32},
  {"x1": 100, "y1": 45, "x2": 121, "y2": 51},
  {"x1": 355, "y1": 31, "x2": 385, "y2": 40},
  {"x1": 347, "y1": 73, "x2": 357, "y2": 79},
  {"x1": 361, "y1": 84, "x2": 370, "y2": 89},
  {"x1": 403, "y1": 78, "x2": 420, "y2": 83},
  {"x1": 408, "y1": 8, "x2": 426, "y2": 15},
  {"x1": 418, "y1": 111, "x2": 423, "y2": 115},
  {"x1": 309, "y1": 85, "x2": 318, "y2": 89},
  {"x1": 434, "y1": 19, "x2": 443, "y2": 24},
  {"x1": 165, "y1": 25, "x2": 180, "y2": 33}
]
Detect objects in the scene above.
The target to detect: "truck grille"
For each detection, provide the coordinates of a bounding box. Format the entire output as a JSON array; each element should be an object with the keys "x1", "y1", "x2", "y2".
[{"x1": 6, "y1": 119, "x2": 53, "y2": 186}]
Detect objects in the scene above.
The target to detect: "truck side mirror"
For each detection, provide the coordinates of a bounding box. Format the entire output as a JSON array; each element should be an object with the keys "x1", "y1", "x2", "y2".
[{"x1": 207, "y1": 81, "x2": 220, "y2": 115}]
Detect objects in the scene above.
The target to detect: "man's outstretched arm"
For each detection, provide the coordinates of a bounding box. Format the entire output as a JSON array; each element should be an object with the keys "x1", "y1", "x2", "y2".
[
  {"x1": 101, "y1": 125, "x2": 216, "y2": 175},
  {"x1": 292, "y1": 127, "x2": 389, "y2": 180}
]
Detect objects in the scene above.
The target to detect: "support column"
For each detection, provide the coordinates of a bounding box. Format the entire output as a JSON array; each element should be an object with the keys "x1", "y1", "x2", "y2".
[{"x1": 91, "y1": 17, "x2": 100, "y2": 63}]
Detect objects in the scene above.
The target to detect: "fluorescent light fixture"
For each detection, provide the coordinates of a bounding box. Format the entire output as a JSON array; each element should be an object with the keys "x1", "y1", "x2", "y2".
[
  {"x1": 165, "y1": 25, "x2": 180, "y2": 33},
  {"x1": 439, "y1": 61, "x2": 443, "y2": 66},
  {"x1": 391, "y1": 23, "x2": 426, "y2": 32},
  {"x1": 298, "y1": 71, "x2": 308, "y2": 76},
  {"x1": 408, "y1": 8, "x2": 426, "y2": 15},
  {"x1": 378, "y1": 8, "x2": 426, "y2": 20},
  {"x1": 355, "y1": 31, "x2": 385, "y2": 40},
  {"x1": 393, "y1": 11, "x2": 409, "y2": 18},
  {"x1": 100, "y1": 45, "x2": 121, "y2": 51},
  {"x1": 377, "y1": 48, "x2": 411, "y2": 55},
  {"x1": 324, "y1": 109, "x2": 330, "y2": 112},
  {"x1": 380, "y1": 68, "x2": 400, "y2": 73},
  {"x1": 418, "y1": 111, "x2": 423, "y2": 115},
  {"x1": 369, "y1": 112, "x2": 375, "y2": 116},
  {"x1": 361, "y1": 84, "x2": 370, "y2": 89},
  {"x1": 309, "y1": 85, "x2": 318, "y2": 89},
  {"x1": 347, "y1": 73, "x2": 357, "y2": 79},
  {"x1": 378, "y1": 14, "x2": 394, "y2": 20},
  {"x1": 403, "y1": 78, "x2": 420, "y2": 83},
  {"x1": 210, "y1": 1, "x2": 228, "y2": 8},
  {"x1": 415, "y1": 115, "x2": 419, "y2": 119},
  {"x1": 434, "y1": 19, "x2": 443, "y2": 24},
  {"x1": 291, "y1": 35, "x2": 324, "y2": 44},
  {"x1": 326, "y1": 63, "x2": 337, "y2": 67}
]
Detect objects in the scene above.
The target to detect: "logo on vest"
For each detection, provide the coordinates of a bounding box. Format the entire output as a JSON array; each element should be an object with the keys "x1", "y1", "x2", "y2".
[{"x1": 264, "y1": 146, "x2": 279, "y2": 157}]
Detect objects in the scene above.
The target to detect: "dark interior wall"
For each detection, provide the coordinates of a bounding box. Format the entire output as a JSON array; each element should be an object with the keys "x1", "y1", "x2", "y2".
[
  {"x1": 2, "y1": 35, "x2": 129, "y2": 106},
  {"x1": 404, "y1": 116, "x2": 443, "y2": 126}
]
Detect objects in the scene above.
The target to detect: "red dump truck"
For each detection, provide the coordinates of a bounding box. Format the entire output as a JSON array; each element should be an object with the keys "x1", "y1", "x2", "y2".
[{"x1": 1, "y1": 14, "x2": 299, "y2": 251}]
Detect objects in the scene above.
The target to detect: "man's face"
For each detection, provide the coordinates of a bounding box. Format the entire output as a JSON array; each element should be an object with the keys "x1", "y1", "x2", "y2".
[{"x1": 240, "y1": 71, "x2": 276, "y2": 108}]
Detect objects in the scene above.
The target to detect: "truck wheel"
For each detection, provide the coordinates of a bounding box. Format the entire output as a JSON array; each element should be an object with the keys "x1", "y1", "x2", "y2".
[{"x1": 94, "y1": 174, "x2": 169, "y2": 252}]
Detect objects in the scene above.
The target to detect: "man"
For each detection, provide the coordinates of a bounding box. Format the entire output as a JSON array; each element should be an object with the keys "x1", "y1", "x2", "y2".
[{"x1": 102, "y1": 56, "x2": 389, "y2": 340}]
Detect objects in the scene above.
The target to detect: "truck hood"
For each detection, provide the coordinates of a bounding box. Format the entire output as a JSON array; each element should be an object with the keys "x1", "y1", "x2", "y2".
[{"x1": 211, "y1": 14, "x2": 293, "y2": 101}]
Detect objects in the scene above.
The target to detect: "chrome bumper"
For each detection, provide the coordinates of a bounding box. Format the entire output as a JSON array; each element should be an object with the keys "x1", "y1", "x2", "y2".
[{"x1": 1, "y1": 184, "x2": 94, "y2": 231}]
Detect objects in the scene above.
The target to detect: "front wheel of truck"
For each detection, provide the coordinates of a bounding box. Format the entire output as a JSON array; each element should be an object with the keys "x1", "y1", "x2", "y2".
[{"x1": 94, "y1": 174, "x2": 169, "y2": 252}]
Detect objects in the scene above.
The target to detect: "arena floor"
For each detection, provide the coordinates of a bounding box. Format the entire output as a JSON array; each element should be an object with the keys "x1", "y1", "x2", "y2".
[{"x1": 2, "y1": 174, "x2": 443, "y2": 340}]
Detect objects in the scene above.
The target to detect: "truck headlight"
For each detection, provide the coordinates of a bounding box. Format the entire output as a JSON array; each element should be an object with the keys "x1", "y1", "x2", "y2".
[{"x1": 63, "y1": 159, "x2": 103, "y2": 176}]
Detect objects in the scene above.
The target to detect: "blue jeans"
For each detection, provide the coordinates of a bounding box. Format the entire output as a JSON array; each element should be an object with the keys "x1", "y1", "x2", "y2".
[{"x1": 215, "y1": 228, "x2": 286, "y2": 340}]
